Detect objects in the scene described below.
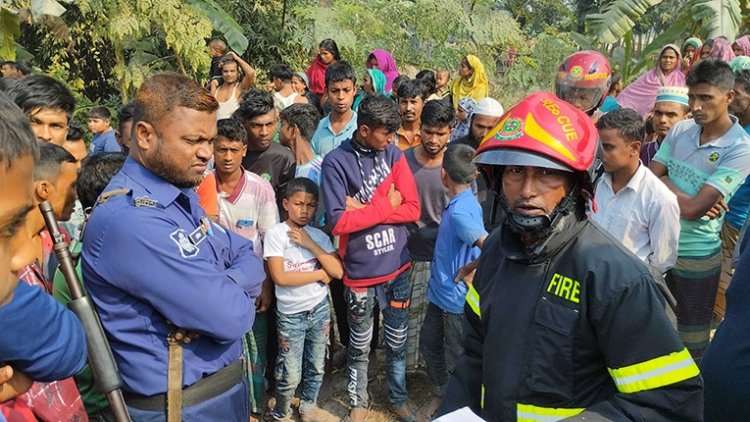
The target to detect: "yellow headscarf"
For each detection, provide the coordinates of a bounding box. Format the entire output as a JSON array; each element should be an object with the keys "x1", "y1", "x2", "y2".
[{"x1": 450, "y1": 54, "x2": 489, "y2": 108}]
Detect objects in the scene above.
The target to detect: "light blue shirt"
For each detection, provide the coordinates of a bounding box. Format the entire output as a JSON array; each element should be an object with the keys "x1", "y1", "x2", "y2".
[
  {"x1": 427, "y1": 189, "x2": 487, "y2": 314},
  {"x1": 310, "y1": 111, "x2": 357, "y2": 157}
]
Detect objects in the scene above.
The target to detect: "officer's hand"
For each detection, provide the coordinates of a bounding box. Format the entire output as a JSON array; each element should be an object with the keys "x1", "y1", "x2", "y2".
[
  {"x1": 455, "y1": 262, "x2": 478, "y2": 287},
  {"x1": 705, "y1": 200, "x2": 729, "y2": 219},
  {"x1": 173, "y1": 328, "x2": 200, "y2": 344},
  {"x1": 255, "y1": 278, "x2": 274, "y2": 313},
  {"x1": 0, "y1": 365, "x2": 32, "y2": 402},
  {"x1": 346, "y1": 196, "x2": 365, "y2": 211},
  {"x1": 387, "y1": 184, "x2": 402, "y2": 209}
]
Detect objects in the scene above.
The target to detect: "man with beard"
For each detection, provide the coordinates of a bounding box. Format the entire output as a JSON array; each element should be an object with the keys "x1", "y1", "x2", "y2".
[
  {"x1": 82, "y1": 73, "x2": 265, "y2": 420},
  {"x1": 403, "y1": 99, "x2": 455, "y2": 372},
  {"x1": 454, "y1": 97, "x2": 504, "y2": 228},
  {"x1": 395, "y1": 80, "x2": 426, "y2": 150},
  {"x1": 438, "y1": 92, "x2": 702, "y2": 422}
]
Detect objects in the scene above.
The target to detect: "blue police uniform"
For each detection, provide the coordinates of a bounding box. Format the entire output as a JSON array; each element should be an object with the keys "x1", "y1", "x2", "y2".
[{"x1": 82, "y1": 157, "x2": 264, "y2": 420}]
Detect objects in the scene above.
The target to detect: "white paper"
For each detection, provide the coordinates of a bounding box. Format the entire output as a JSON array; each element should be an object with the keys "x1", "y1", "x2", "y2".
[{"x1": 433, "y1": 406, "x2": 486, "y2": 422}]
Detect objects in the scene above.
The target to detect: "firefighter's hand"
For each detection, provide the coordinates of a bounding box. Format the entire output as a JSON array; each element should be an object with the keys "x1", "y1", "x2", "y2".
[
  {"x1": 705, "y1": 200, "x2": 728, "y2": 219},
  {"x1": 455, "y1": 266, "x2": 477, "y2": 287},
  {"x1": 0, "y1": 365, "x2": 32, "y2": 402},
  {"x1": 255, "y1": 278, "x2": 274, "y2": 313},
  {"x1": 346, "y1": 196, "x2": 365, "y2": 211}
]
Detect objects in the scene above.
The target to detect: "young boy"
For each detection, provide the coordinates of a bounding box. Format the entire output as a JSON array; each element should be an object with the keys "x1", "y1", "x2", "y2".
[
  {"x1": 270, "y1": 63, "x2": 308, "y2": 111},
  {"x1": 321, "y1": 94, "x2": 420, "y2": 422},
  {"x1": 264, "y1": 178, "x2": 343, "y2": 422},
  {"x1": 310, "y1": 61, "x2": 358, "y2": 157},
  {"x1": 87, "y1": 106, "x2": 121, "y2": 154},
  {"x1": 279, "y1": 103, "x2": 323, "y2": 186},
  {"x1": 419, "y1": 143, "x2": 487, "y2": 417}
]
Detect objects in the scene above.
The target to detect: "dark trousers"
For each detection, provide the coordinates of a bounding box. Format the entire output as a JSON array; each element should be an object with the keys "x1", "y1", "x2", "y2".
[{"x1": 419, "y1": 302, "x2": 464, "y2": 395}]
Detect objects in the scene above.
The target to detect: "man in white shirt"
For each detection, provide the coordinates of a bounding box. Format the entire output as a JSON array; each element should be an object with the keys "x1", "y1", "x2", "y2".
[{"x1": 592, "y1": 108, "x2": 680, "y2": 274}]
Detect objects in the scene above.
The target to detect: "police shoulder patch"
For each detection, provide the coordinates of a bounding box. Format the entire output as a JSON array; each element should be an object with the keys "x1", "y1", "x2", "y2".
[
  {"x1": 170, "y1": 229, "x2": 200, "y2": 258},
  {"x1": 134, "y1": 196, "x2": 158, "y2": 207}
]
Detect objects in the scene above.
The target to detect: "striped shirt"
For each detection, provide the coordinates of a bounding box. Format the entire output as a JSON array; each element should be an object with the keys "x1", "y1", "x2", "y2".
[{"x1": 215, "y1": 170, "x2": 279, "y2": 256}]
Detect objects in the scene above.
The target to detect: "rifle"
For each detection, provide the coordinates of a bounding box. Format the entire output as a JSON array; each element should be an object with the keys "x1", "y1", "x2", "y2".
[{"x1": 39, "y1": 201, "x2": 131, "y2": 422}]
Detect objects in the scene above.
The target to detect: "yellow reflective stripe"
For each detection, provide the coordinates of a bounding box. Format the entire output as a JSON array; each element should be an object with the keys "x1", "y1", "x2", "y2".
[
  {"x1": 517, "y1": 403, "x2": 584, "y2": 422},
  {"x1": 480, "y1": 384, "x2": 485, "y2": 409},
  {"x1": 607, "y1": 347, "x2": 700, "y2": 394},
  {"x1": 466, "y1": 283, "x2": 481, "y2": 318}
]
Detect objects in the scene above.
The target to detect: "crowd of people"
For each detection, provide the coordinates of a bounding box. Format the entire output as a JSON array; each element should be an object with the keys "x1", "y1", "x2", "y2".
[{"x1": 2, "y1": 31, "x2": 750, "y2": 422}]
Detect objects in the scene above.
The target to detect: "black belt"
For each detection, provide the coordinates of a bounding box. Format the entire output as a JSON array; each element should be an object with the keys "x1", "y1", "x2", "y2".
[{"x1": 124, "y1": 360, "x2": 244, "y2": 410}]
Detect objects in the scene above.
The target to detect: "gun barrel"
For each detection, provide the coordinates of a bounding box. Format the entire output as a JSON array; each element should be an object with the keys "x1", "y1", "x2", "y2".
[{"x1": 38, "y1": 201, "x2": 132, "y2": 422}]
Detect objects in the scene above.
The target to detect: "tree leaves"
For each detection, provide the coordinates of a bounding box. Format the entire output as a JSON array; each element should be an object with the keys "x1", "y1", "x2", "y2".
[
  {"x1": 0, "y1": 8, "x2": 20, "y2": 60},
  {"x1": 185, "y1": 0, "x2": 249, "y2": 54},
  {"x1": 585, "y1": 0, "x2": 664, "y2": 44}
]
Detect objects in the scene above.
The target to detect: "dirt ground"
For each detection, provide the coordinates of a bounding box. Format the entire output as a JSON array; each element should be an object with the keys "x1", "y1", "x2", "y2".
[{"x1": 275, "y1": 348, "x2": 437, "y2": 422}]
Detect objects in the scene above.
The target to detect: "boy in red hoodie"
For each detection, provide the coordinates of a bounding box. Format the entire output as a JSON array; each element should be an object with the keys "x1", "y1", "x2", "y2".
[{"x1": 321, "y1": 95, "x2": 420, "y2": 422}]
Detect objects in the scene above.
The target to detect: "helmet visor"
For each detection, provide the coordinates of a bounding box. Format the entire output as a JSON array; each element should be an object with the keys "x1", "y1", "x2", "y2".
[
  {"x1": 474, "y1": 149, "x2": 572, "y2": 172},
  {"x1": 555, "y1": 84, "x2": 607, "y2": 113}
]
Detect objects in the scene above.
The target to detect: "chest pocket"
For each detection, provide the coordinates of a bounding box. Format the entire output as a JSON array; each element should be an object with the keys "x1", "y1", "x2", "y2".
[{"x1": 526, "y1": 296, "x2": 580, "y2": 400}]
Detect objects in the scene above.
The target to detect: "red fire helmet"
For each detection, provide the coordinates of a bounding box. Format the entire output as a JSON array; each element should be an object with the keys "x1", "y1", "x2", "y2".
[
  {"x1": 555, "y1": 50, "x2": 612, "y2": 113},
  {"x1": 474, "y1": 91, "x2": 599, "y2": 185}
]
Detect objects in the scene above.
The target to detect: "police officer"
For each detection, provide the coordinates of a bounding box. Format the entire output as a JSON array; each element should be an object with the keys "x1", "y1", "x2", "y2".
[
  {"x1": 82, "y1": 73, "x2": 265, "y2": 421},
  {"x1": 438, "y1": 92, "x2": 703, "y2": 421}
]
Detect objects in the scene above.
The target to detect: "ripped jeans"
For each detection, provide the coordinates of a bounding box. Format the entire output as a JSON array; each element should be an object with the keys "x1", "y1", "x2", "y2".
[{"x1": 345, "y1": 271, "x2": 411, "y2": 408}]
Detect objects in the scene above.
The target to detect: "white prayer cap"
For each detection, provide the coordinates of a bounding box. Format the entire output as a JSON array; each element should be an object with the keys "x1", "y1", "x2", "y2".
[{"x1": 473, "y1": 97, "x2": 504, "y2": 117}]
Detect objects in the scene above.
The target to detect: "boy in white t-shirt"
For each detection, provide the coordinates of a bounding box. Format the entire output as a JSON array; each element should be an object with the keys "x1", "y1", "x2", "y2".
[{"x1": 264, "y1": 177, "x2": 344, "y2": 422}]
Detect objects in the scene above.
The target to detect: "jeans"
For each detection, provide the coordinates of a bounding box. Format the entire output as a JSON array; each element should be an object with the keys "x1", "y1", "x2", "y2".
[
  {"x1": 345, "y1": 271, "x2": 411, "y2": 408},
  {"x1": 271, "y1": 298, "x2": 330, "y2": 420},
  {"x1": 419, "y1": 302, "x2": 464, "y2": 395}
]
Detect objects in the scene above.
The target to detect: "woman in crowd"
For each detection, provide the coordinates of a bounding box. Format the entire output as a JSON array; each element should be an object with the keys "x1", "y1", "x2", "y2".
[
  {"x1": 366, "y1": 49, "x2": 400, "y2": 94},
  {"x1": 700, "y1": 38, "x2": 735, "y2": 62},
  {"x1": 306, "y1": 38, "x2": 340, "y2": 96},
  {"x1": 733, "y1": 35, "x2": 750, "y2": 57},
  {"x1": 450, "y1": 97, "x2": 476, "y2": 143},
  {"x1": 292, "y1": 71, "x2": 321, "y2": 113},
  {"x1": 353, "y1": 68, "x2": 387, "y2": 110},
  {"x1": 682, "y1": 37, "x2": 702, "y2": 70},
  {"x1": 416, "y1": 70, "x2": 440, "y2": 101},
  {"x1": 616, "y1": 44, "x2": 685, "y2": 117},
  {"x1": 448, "y1": 54, "x2": 489, "y2": 108}
]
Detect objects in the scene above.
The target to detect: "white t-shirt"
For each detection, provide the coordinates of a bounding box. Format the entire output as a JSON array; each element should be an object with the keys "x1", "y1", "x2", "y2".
[{"x1": 263, "y1": 222, "x2": 334, "y2": 314}]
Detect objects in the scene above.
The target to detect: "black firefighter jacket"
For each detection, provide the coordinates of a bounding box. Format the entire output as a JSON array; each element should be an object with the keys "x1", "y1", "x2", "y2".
[{"x1": 439, "y1": 217, "x2": 703, "y2": 421}]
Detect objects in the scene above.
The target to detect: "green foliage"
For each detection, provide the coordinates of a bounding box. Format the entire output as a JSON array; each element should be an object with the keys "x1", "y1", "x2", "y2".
[
  {"x1": 501, "y1": 33, "x2": 578, "y2": 106},
  {"x1": 0, "y1": 8, "x2": 20, "y2": 60},
  {"x1": 585, "y1": 0, "x2": 664, "y2": 45},
  {"x1": 185, "y1": 0, "x2": 248, "y2": 54}
]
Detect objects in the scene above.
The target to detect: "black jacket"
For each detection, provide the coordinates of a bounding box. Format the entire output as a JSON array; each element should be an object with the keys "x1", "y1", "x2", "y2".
[{"x1": 439, "y1": 215, "x2": 703, "y2": 421}]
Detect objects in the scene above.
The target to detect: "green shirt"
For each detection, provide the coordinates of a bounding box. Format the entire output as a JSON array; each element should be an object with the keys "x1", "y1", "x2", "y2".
[{"x1": 52, "y1": 239, "x2": 110, "y2": 415}]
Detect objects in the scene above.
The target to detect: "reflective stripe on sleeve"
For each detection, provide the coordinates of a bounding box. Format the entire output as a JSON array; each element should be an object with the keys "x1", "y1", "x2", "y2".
[
  {"x1": 466, "y1": 283, "x2": 481, "y2": 318},
  {"x1": 517, "y1": 403, "x2": 585, "y2": 421},
  {"x1": 480, "y1": 384, "x2": 485, "y2": 409},
  {"x1": 607, "y1": 347, "x2": 700, "y2": 394}
]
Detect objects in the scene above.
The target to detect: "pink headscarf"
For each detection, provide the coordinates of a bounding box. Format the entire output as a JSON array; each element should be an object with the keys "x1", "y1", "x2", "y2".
[
  {"x1": 733, "y1": 35, "x2": 750, "y2": 56},
  {"x1": 616, "y1": 45, "x2": 686, "y2": 117},
  {"x1": 367, "y1": 49, "x2": 399, "y2": 93},
  {"x1": 708, "y1": 38, "x2": 736, "y2": 62}
]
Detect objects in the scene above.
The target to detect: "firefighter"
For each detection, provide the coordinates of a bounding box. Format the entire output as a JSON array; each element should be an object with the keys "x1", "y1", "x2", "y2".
[
  {"x1": 555, "y1": 50, "x2": 612, "y2": 116},
  {"x1": 438, "y1": 92, "x2": 703, "y2": 421}
]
